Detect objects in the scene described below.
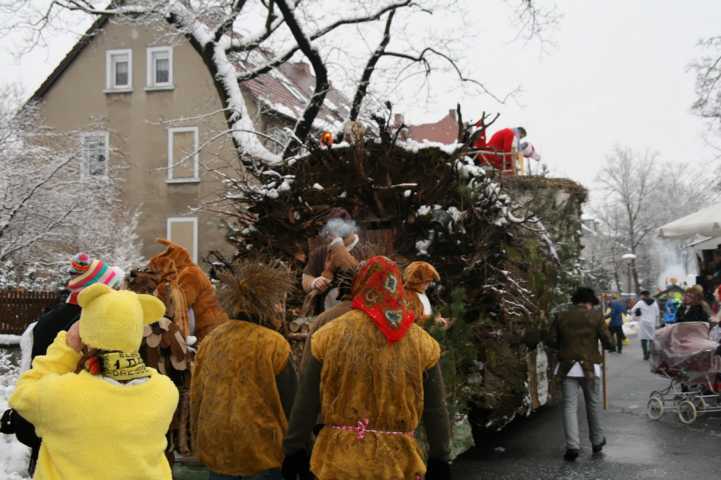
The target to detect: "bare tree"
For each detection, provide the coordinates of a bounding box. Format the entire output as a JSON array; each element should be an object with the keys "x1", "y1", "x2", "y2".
[
  {"x1": 0, "y1": 86, "x2": 143, "y2": 287},
  {"x1": 1, "y1": 0, "x2": 549, "y2": 172},
  {"x1": 691, "y1": 36, "x2": 721, "y2": 130},
  {"x1": 594, "y1": 146, "x2": 662, "y2": 293}
]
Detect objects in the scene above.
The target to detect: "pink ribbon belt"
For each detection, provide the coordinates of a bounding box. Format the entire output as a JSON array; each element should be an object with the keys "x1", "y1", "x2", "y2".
[{"x1": 329, "y1": 419, "x2": 414, "y2": 440}]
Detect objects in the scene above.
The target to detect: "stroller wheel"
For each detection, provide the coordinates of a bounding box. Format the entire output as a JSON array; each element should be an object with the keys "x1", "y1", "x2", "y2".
[
  {"x1": 677, "y1": 400, "x2": 697, "y2": 424},
  {"x1": 649, "y1": 391, "x2": 663, "y2": 401},
  {"x1": 647, "y1": 397, "x2": 664, "y2": 420}
]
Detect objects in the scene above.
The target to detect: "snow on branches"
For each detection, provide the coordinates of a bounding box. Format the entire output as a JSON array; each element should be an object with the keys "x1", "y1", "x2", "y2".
[{"x1": 0, "y1": 88, "x2": 143, "y2": 288}]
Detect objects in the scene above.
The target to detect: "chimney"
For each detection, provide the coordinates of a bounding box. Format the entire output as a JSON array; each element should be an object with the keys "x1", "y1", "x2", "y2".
[
  {"x1": 394, "y1": 113, "x2": 405, "y2": 127},
  {"x1": 449, "y1": 109, "x2": 457, "y2": 120}
]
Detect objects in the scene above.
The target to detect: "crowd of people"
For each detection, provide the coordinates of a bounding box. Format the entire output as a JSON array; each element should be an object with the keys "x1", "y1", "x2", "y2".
[
  {"x1": 13, "y1": 207, "x2": 721, "y2": 477},
  {"x1": 0, "y1": 208, "x2": 458, "y2": 480}
]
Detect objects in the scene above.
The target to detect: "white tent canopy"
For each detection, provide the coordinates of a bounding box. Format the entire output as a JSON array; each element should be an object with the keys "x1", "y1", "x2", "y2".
[{"x1": 658, "y1": 203, "x2": 721, "y2": 239}]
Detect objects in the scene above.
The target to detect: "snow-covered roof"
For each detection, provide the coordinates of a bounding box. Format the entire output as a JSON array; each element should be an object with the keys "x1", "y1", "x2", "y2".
[{"x1": 236, "y1": 58, "x2": 350, "y2": 130}]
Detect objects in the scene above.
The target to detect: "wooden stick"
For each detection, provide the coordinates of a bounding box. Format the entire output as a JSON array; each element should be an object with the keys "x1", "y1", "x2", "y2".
[{"x1": 602, "y1": 348, "x2": 608, "y2": 410}]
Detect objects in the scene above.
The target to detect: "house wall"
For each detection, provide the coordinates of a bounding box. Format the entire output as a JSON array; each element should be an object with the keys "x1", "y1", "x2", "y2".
[{"x1": 34, "y1": 20, "x2": 246, "y2": 264}]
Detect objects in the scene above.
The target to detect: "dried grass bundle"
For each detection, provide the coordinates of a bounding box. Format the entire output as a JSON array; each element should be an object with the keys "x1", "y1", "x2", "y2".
[{"x1": 218, "y1": 259, "x2": 294, "y2": 326}]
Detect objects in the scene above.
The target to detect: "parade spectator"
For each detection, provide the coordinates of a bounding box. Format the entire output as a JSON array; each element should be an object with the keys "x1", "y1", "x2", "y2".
[
  {"x1": 632, "y1": 290, "x2": 661, "y2": 361},
  {"x1": 606, "y1": 293, "x2": 627, "y2": 353},
  {"x1": 0, "y1": 253, "x2": 124, "y2": 476},
  {"x1": 191, "y1": 261, "x2": 296, "y2": 480},
  {"x1": 676, "y1": 286, "x2": 711, "y2": 324},
  {"x1": 9, "y1": 284, "x2": 177, "y2": 480},
  {"x1": 282, "y1": 256, "x2": 452, "y2": 480},
  {"x1": 549, "y1": 287, "x2": 614, "y2": 462}
]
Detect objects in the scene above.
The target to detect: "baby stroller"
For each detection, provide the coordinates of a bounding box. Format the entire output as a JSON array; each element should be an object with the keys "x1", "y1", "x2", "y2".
[{"x1": 646, "y1": 322, "x2": 721, "y2": 424}]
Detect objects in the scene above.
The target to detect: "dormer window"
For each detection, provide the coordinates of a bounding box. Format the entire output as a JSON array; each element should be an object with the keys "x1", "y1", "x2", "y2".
[
  {"x1": 146, "y1": 47, "x2": 173, "y2": 90},
  {"x1": 105, "y1": 49, "x2": 132, "y2": 92}
]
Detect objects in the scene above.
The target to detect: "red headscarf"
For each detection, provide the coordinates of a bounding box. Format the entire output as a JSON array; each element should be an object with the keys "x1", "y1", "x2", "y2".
[{"x1": 351, "y1": 256, "x2": 415, "y2": 343}]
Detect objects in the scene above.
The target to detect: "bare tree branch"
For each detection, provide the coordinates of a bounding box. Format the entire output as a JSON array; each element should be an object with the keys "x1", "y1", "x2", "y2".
[{"x1": 349, "y1": 8, "x2": 396, "y2": 121}]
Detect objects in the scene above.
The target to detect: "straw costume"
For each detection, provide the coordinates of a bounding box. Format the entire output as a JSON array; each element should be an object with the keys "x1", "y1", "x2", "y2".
[
  {"x1": 10, "y1": 284, "x2": 178, "y2": 480},
  {"x1": 191, "y1": 261, "x2": 297, "y2": 478},
  {"x1": 283, "y1": 256, "x2": 452, "y2": 480}
]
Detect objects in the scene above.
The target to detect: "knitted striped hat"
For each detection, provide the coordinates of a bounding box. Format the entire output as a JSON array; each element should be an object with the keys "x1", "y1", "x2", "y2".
[
  {"x1": 69, "y1": 253, "x2": 92, "y2": 276},
  {"x1": 66, "y1": 259, "x2": 123, "y2": 305}
]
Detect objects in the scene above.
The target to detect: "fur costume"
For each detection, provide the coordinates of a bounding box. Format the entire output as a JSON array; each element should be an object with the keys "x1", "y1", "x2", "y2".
[
  {"x1": 128, "y1": 263, "x2": 193, "y2": 457},
  {"x1": 149, "y1": 239, "x2": 228, "y2": 340},
  {"x1": 191, "y1": 261, "x2": 297, "y2": 476},
  {"x1": 9, "y1": 284, "x2": 178, "y2": 480},
  {"x1": 403, "y1": 261, "x2": 441, "y2": 327}
]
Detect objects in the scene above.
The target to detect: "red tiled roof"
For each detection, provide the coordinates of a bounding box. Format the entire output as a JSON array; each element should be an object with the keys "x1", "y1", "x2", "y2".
[
  {"x1": 238, "y1": 59, "x2": 349, "y2": 129},
  {"x1": 406, "y1": 110, "x2": 459, "y2": 144}
]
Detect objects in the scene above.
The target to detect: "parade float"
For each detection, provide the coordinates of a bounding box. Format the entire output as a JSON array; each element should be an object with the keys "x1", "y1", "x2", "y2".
[{"x1": 212, "y1": 119, "x2": 587, "y2": 451}]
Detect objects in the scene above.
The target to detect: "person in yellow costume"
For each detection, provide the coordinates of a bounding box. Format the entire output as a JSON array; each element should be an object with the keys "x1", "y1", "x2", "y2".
[
  {"x1": 282, "y1": 256, "x2": 452, "y2": 480},
  {"x1": 191, "y1": 261, "x2": 297, "y2": 479},
  {"x1": 9, "y1": 284, "x2": 179, "y2": 480}
]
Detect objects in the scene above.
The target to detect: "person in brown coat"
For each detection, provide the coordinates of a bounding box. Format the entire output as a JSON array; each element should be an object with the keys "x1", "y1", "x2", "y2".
[
  {"x1": 549, "y1": 287, "x2": 614, "y2": 462},
  {"x1": 191, "y1": 261, "x2": 297, "y2": 479}
]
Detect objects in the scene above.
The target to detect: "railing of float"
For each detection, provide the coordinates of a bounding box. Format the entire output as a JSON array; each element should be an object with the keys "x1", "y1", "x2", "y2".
[
  {"x1": 465, "y1": 148, "x2": 534, "y2": 176},
  {"x1": 0, "y1": 290, "x2": 61, "y2": 335}
]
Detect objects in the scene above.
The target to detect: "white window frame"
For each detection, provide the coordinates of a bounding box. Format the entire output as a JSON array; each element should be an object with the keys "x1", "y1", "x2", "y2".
[
  {"x1": 166, "y1": 217, "x2": 198, "y2": 263},
  {"x1": 105, "y1": 49, "x2": 133, "y2": 92},
  {"x1": 167, "y1": 126, "x2": 200, "y2": 183},
  {"x1": 146, "y1": 46, "x2": 174, "y2": 90},
  {"x1": 80, "y1": 131, "x2": 110, "y2": 177}
]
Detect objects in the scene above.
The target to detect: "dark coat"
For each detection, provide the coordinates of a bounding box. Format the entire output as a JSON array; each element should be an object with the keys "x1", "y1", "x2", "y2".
[
  {"x1": 676, "y1": 304, "x2": 710, "y2": 324},
  {"x1": 6, "y1": 300, "x2": 80, "y2": 474},
  {"x1": 549, "y1": 304, "x2": 614, "y2": 380}
]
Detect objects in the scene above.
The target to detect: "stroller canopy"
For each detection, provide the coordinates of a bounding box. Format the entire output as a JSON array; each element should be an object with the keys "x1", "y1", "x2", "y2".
[{"x1": 651, "y1": 322, "x2": 721, "y2": 382}]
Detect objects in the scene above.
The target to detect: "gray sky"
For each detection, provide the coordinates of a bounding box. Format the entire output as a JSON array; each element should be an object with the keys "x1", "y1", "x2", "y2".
[{"x1": 1, "y1": 0, "x2": 719, "y2": 195}]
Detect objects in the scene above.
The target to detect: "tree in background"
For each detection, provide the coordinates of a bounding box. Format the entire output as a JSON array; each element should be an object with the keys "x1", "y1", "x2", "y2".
[
  {"x1": 591, "y1": 146, "x2": 715, "y2": 293},
  {"x1": 0, "y1": 86, "x2": 143, "y2": 289},
  {"x1": 0, "y1": 0, "x2": 553, "y2": 173}
]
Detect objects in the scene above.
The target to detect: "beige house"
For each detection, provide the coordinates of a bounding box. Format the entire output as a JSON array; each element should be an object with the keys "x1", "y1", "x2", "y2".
[{"x1": 31, "y1": 16, "x2": 349, "y2": 265}]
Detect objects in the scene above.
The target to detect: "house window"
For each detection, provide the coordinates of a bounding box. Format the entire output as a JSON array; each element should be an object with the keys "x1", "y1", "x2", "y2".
[
  {"x1": 167, "y1": 217, "x2": 198, "y2": 263},
  {"x1": 147, "y1": 47, "x2": 173, "y2": 89},
  {"x1": 80, "y1": 132, "x2": 109, "y2": 176},
  {"x1": 167, "y1": 127, "x2": 200, "y2": 183},
  {"x1": 106, "y1": 49, "x2": 132, "y2": 91}
]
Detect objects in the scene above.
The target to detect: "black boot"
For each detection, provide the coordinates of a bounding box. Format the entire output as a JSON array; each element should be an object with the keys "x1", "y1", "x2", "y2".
[
  {"x1": 592, "y1": 437, "x2": 607, "y2": 454},
  {"x1": 564, "y1": 449, "x2": 579, "y2": 462}
]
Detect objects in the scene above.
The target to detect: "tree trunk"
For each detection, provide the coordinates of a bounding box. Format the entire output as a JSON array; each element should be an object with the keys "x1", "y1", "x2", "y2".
[{"x1": 631, "y1": 258, "x2": 641, "y2": 294}]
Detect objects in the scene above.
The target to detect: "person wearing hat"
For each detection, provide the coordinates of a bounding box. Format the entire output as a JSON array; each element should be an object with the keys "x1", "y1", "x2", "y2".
[
  {"x1": 1, "y1": 253, "x2": 125, "y2": 476},
  {"x1": 403, "y1": 261, "x2": 449, "y2": 329},
  {"x1": 549, "y1": 287, "x2": 614, "y2": 462},
  {"x1": 283, "y1": 256, "x2": 452, "y2": 480},
  {"x1": 191, "y1": 261, "x2": 297, "y2": 479},
  {"x1": 9, "y1": 283, "x2": 178, "y2": 480}
]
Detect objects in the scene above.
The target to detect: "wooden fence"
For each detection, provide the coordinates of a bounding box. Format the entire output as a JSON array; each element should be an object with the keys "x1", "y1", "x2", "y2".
[{"x1": 0, "y1": 290, "x2": 61, "y2": 335}]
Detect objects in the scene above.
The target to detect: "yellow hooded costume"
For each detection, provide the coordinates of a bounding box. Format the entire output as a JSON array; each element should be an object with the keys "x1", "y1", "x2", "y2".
[{"x1": 10, "y1": 284, "x2": 179, "y2": 480}]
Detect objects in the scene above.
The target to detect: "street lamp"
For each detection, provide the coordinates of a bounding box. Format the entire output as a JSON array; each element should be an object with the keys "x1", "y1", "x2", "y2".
[{"x1": 622, "y1": 253, "x2": 637, "y2": 293}]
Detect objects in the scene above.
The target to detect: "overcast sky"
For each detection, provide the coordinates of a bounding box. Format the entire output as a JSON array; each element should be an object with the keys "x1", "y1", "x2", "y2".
[{"x1": 1, "y1": 0, "x2": 719, "y2": 197}]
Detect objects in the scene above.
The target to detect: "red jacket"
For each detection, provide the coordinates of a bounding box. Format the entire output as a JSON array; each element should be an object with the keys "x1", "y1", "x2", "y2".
[{"x1": 477, "y1": 128, "x2": 517, "y2": 171}]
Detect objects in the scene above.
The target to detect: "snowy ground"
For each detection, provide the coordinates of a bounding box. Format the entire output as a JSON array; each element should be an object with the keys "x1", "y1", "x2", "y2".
[{"x1": 0, "y1": 346, "x2": 30, "y2": 479}]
